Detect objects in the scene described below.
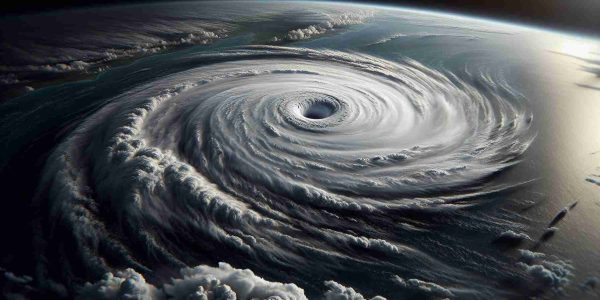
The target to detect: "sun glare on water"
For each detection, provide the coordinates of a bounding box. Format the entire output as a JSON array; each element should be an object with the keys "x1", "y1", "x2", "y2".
[{"x1": 558, "y1": 38, "x2": 599, "y2": 59}]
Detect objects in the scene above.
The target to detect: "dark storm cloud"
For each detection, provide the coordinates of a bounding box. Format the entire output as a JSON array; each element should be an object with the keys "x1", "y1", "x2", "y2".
[{"x1": 580, "y1": 276, "x2": 599, "y2": 293}]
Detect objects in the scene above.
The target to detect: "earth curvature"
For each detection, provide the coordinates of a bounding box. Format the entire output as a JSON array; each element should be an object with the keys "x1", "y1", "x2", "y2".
[{"x1": 0, "y1": 1, "x2": 599, "y2": 299}]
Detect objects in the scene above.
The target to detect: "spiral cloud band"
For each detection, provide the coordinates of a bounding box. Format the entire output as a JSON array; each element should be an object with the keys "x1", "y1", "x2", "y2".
[{"x1": 35, "y1": 46, "x2": 533, "y2": 298}]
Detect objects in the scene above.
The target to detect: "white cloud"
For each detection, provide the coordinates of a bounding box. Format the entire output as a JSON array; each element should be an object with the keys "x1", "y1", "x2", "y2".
[
  {"x1": 164, "y1": 263, "x2": 307, "y2": 300},
  {"x1": 77, "y1": 268, "x2": 162, "y2": 299},
  {"x1": 286, "y1": 25, "x2": 328, "y2": 41},
  {"x1": 274, "y1": 13, "x2": 371, "y2": 42},
  {"x1": 495, "y1": 230, "x2": 531, "y2": 244},
  {"x1": 392, "y1": 276, "x2": 454, "y2": 298},
  {"x1": 518, "y1": 249, "x2": 545, "y2": 264},
  {"x1": 323, "y1": 281, "x2": 386, "y2": 300},
  {"x1": 517, "y1": 260, "x2": 573, "y2": 292},
  {"x1": 79, "y1": 263, "x2": 307, "y2": 300},
  {"x1": 78, "y1": 263, "x2": 399, "y2": 300}
]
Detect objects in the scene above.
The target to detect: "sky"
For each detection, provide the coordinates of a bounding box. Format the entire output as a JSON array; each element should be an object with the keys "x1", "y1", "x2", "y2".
[
  {"x1": 361, "y1": 0, "x2": 599, "y2": 37},
  {"x1": 1, "y1": 0, "x2": 599, "y2": 36}
]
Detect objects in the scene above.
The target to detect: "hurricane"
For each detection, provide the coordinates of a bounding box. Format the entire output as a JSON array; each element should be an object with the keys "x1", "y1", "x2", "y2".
[{"x1": 28, "y1": 46, "x2": 539, "y2": 299}]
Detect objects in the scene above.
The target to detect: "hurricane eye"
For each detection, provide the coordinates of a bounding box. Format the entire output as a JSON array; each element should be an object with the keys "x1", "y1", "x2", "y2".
[{"x1": 303, "y1": 101, "x2": 336, "y2": 119}]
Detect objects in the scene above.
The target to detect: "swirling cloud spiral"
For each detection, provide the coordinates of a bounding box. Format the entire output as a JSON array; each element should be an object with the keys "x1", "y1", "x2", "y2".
[{"x1": 35, "y1": 46, "x2": 532, "y2": 298}]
